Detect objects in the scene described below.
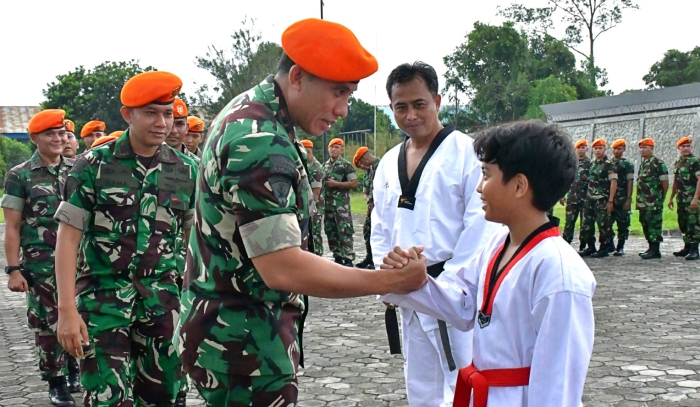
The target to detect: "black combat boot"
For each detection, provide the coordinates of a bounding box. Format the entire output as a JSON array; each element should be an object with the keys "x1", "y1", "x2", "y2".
[
  {"x1": 613, "y1": 239, "x2": 625, "y2": 256},
  {"x1": 355, "y1": 256, "x2": 374, "y2": 269},
  {"x1": 578, "y1": 241, "x2": 586, "y2": 252},
  {"x1": 175, "y1": 390, "x2": 187, "y2": 407},
  {"x1": 66, "y1": 356, "x2": 83, "y2": 393},
  {"x1": 605, "y1": 241, "x2": 616, "y2": 253},
  {"x1": 674, "y1": 243, "x2": 691, "y2": 257},
  {"x1": 333, "y1": 257, "x2": 344, "y2": 265},
  {"x1": 686, "y1": 243, "x2": 700, "y2": 261},
  {"x1": 578, "y1": 242, "x2": 596, "y2": 257},
  {"x1": 48, "y1": 376, "x2": 75, "y2": 407},
  {"x1": 343, "y1": 260, "x2": 354, "y2": 267},
  {"x1": 641, "y1": 242, "x2": 662, "y2": 260},
  {"x1": 639, "y1": 241, "x2": 651, "y2": 256},
  {"x1": 590, "y1": 248, "x2": 609, "y2": 258}
]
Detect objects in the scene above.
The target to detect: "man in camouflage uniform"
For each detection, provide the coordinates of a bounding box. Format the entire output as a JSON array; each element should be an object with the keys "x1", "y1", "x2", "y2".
[
  {"x1": 610, "y1": 139, "x2": 635, "y2": 256},
  {"x1": 80, "y1": 120, "x2": 106, "y2": 150},
  {"x1": 353, "y1": 147, "x2": 380, "y2": 269},
  {"x1": 564, "y1": 139, "x2": 592, "y2": 249},
  {"x1": 302, "y1": 139, "x2": 325, "y2": 256},
  {"x1": 582, "y1": 138, "x2": 618, "y2": 258},
  {"x1": 177, "y1": 19, "x2": 427, "y2": 407},
  {"x1": 669, "y1": 136, "x2": 700, "y2": 260},
  {"x1": 636, "y1": 137, "x2": 669, "y2": 260},
  {"x1": 1, "y1": 109, "x2": 77, "y2": 406},
  {"x1": 62, "y1": 119, "x2": 79, "y2": 159},
  {"x1": 323, "y1": 137, "x2": 358, "y2": 266},
  {"x1": 53, "y1": 71, "x2": 198, "y2": 407},
  {"x1": 184, "y1": 116, "x2": 206, "y2": 157}
]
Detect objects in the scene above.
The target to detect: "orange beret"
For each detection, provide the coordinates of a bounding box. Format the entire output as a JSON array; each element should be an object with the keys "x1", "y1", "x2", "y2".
[
  {"x1": 574, "y1": 139, "x2": 587, "y2": 148},
  {"x1": 328, "y1": 138, "x2": 344, "y2": 147},
  {"x1": 91, "y1": 135, "x2": 119, "y2": 148},
  {"x1": 64, "y1": 119, "x2": 75, "y2": 133},
  {"x1": 611, "y1": 139, "x2": 626, "y2": 148},
  {"x1": 81, "y1": 121, "x2": 106, "y2": 138},
  {"x1": 173, "y1": 98, "x2": 188, "y2": 118},
  {"x1": 282, "y1": 18, "x2": 378, "y2": 82},
  {"x1": 120, "y1": 71, "x2": 182, "y2": 108},
  {"x1": 301, "y1": 140, "x2": 313, "y2": 148},
  {"x1": 591, "y1": 138, "x2": 606, "y2": 147},
  {"x1": 108, "y1": 131, "x2": 124, "y2": 138},
  {"x1": 187, "y1": 116, "x2": 205, "y2": 132},
  {"x1": 28, "y1": 109, "x2": 66, "y2": 134},
  {"x1": 638, "y1": 138, "x2": 655, "y2": 147},
  {"x1": 677, "y1": 137, "x2": 692, "y2": 147},
  {"x1": 353, "y1": 147, "x2": 369, "y2": 167}
]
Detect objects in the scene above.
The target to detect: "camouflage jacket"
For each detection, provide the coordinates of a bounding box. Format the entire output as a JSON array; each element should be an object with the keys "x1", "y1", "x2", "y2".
[
  {"x1": 0, "y1": 151, "x2": 73, "y2": 273},
  {"x1": 322, "y1": 156, "x2": 356, "y2": 210},
  {"x1": 612, "y1": 157, "x2": 635, "y2": 204},
  {"x1": 362, "y1": 158, "x2": 381, "y2": 205},
  {"x1": 310, "y1": 156, "x2": 324, "y2": 214},
  {"x1": 175, "y1": 143, "x2": 201, "y2": 274},
  {"x1": 54, "y1": 130, "x2": 198, "y2": 319},
  {"x1": 567, "y1": 156, "x2": 591, "y2": 205},
  {"x1": 177, "y1": 76, "x2": 312, "y2": 377},
  {"x1": 636, "y1": 155, "x2": 669, "y2": 210},
  {"x1": 674, "y1": 154, "x2": 700, "y2": 204},
  {"x1": 587, "y1": 156, "x2": 618, "y2": 200}
]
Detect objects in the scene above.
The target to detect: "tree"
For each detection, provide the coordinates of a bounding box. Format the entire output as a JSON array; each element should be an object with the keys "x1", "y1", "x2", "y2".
[
  {"x1": 643, "y1": 47, "x2": 700, "y2": 89},
  {"x1": 524, "y1": 76, "x2": 578, "y2": 119},
  {"x1": 0, "y1": 138, "x2": 32, "y2": 170},
  {"x1": 42, "y1": 60, "x2": 155, "y2": 134},
  {"x1": 499, "y1": 0, "x2": 638, "y2": 85},
  {"x1": 193, "y1": 18, "x2": 283, "y2": 118}
]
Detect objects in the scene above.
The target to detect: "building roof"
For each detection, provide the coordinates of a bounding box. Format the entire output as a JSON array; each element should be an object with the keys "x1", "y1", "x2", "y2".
[
  {"x1": 541, "y1": 82, "x2": 700, "y2": 122},
  {"x1": 0, "y1": 106, "x2": 42, "y2": 134}
]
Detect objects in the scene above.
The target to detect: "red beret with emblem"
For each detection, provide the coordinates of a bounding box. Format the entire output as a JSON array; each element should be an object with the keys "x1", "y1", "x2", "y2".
[
  {"x1": 282, "y1": 18, "x2": 378, "y2": 82},
  {"x1": 611, "y1": 139, "x2": 626, "y2": 148},
  {"x1": 28, "y1": 109, "x2": 66, "y2": 134},
  {"x1": 328, "y1": 138, "x2": 344, "y2": 147},
  {"x1": 677, "y1": 137, "x2": 692, "y2": 147},
  {"x1": 638, "y1": 138, "x2": 655, "y2": 147},
  {"x1": 353, "y1": 147, "x2": 369, "y2": 167},
  {"x1": 64, "y1": 119, "x2": 75, "y2": 133},
  {"x1": 120, "y1": 71, "x2": 183, "y2": 108},
  {"x1": 81, "y1": 120, "x2": 106, "y2": 138},
  {"x1": 591, "y1": 138, "x2": 606, "y2": 147},
  {"x1": 187, "y1": 116, "x2": 205, "y2": 133},
  {"x1": 301, "y1": 139, "x2": 313, "y2": 148}
]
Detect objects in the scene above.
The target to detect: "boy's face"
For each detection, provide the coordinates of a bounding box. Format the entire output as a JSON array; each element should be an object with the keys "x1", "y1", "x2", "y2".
[
  {"x1": 593, "y1": 146, "x2": 606, "y2": 159},
  {"x1": 476, "y1": 162, "x2": 514, "y2": 224}
]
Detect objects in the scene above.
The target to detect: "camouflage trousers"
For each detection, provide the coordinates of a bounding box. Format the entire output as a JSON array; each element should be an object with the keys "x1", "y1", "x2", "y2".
[
  {"x1": 562, "y1": 201, "x2": 585, "y2": 243},
  {"x1": 362, "y1": 201, "x2": 374, "y2": 260},
  {"x1": 639, "y1": 208, "x2": 664, "y2": 243},
  {"x1": 588, "y1": 199, "x2": 614, "y2": 246},
  {"x1": 678, "y1": 204, "x2": 700, "y2": 244},
  {"x1": 612, "y1": 203, "x2": 631, "y2": 241},
  {"x1": 27, "y1": 271, "x2": 69, "y2": 380},
  {"x1": 80, "y1": 307, "x2": 181, "y2": 406},
  {"x1": 311, "y1": 212, "x2": 324, "y2": 256},
  {"x1": 324, "y1": 207, "x2": 355, "y2": 262},
  {"x1": 187, "y1": 365, "x2": 297, "y2": 407}
]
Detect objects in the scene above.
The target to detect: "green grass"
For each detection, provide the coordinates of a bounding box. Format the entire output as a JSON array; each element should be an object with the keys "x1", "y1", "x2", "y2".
[{"x1": 351, "y1": 192, "x2": 368, "y2": 215}]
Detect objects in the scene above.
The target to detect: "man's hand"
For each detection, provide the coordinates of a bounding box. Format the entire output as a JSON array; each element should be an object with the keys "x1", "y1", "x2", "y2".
[
  {"x1": 623, "y1": 198, "x2": 631, "y2": 211},
  {"x1": 380, "y1": 246, "x2": 428, "y2": 294},
  {"x1": 7, "y1": 271, "x2": 28, "y2": 293},
  {"x1": 691, "y1": 199, "x2": 699, "y2": 211},
  {"x1": 559, "y1": 197, "x2": 566, "y2": 206},
  {"x1": 668, "y1": 200, "x2": 675, "y2": 210},
  {"x1": 606, "y1": 202, "x2": 613, "y2": 214},
  {"x1": 57, "y1": 308, "x2": 89, "y2": 358},
  {"x1": 326, "y1": 179, "x2": 340, "y2": 188}
]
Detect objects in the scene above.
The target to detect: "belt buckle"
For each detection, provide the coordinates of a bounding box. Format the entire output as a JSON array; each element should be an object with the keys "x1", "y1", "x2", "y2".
[{"x1": 478, "y1": 311, "x2": 491, "y2": 328}]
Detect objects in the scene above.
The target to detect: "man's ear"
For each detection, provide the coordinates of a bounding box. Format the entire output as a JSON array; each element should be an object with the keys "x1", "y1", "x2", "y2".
[
  {"x1": 288, "y1": 65, "x2": 305, "y2": 91},
  {"x1": 434, "y1": 94, "x2": 442, "y2": 110},
  {"x1": 120, "y1": 106, "x2": 133, "y2": 123},
  {"x1": 28, "y1": 133, "x2": 38, "y2": 146}
]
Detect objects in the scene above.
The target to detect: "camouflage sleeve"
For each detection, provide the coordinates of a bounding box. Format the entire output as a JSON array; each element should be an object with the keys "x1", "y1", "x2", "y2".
[
  {"x1": 607, "y1": 163, "x2": 618, "y2": 180},
  {"x1": 183, "y1": 162, "x2": 198, "y2": 230},
  {"x1": 54, "y1": 156, "x2": 95, "y2": 231},
  {"x1": 345, "y1": 161, "x2": 358, "y2": 181},
  {"x1": 659, "y1": 160, "x2": 670, "y2": 182},
  {"x1": 625, "y1": 161, "x2": 635, "y2": 180},
  {"x1": 310, "y1": 166, "x2": 323, "y2": 189},
  {"x1": 221, "y1": 131, "x2": 302, "y2": 258},
  {"x1": 693, "y1": 158, "x2": 700, "y2": 178},
  {"x1": 0, "y1": 169, "x2": 26, "y2": 212},
  {"x1": 362, "y1": 173, "x2": 370, "y2": 194}
]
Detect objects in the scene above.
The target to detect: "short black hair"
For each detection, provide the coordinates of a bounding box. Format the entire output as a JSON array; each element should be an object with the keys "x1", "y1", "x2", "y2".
[
  {"x1": 473, "y1": 120, "x2": 576, "y2": 212},
  {"x1": 277, "y1": 52, "x2": 296, "y2": 73},
  {"x1": 385, "y1": 61, "x2": 439, "y2": 100}
]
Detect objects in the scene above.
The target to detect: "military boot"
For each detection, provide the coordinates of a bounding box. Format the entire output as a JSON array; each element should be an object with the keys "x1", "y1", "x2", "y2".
[
  {"x1": 590, "y1": 248, "x2": 609, "y2": 258},
  {"x1": 175, "y1": 390, "x2": 187, "y2": 407},
  {"x1": 343, "y1": 260, "x2": 354, "y2": 267},
  {"x1": 641, "y1": 242, "x2": 662, "y2": 260},
  {"x1": 66, "y1": 356, "x2": 83, "y2": 393},
  {"x1": 673, "y1": 243, "x2": 690, "y2": 257},
  {"x1": 639, "y1": 242, "x2": 651, "y2": 256},
  {"x1": 48, "y1": 376, "x2": 75, "y2": 407},
  {"x1": 605, "y1": 242, "x2": 616, "y2": 253},
  {"x1": 355, "y1": 256, "x2": 374, "y2": 269},
  {"x1": 578, "y1": 242, "x2": 596, "y2": 257},
  {"x1": 613, "y1": 239, "x2": 626, "y2": 256},
  {"x1": 686, "y1": 243, "x2": 700, "y2": 261}
]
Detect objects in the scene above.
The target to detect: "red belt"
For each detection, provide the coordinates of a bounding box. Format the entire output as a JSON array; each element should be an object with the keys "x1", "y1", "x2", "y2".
[{"x1": 453, "y1": 363, "x2": 531, "y2": 407}]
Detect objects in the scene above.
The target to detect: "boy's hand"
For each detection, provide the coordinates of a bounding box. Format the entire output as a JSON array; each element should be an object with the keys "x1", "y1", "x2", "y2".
[
  {"x1": 381, "y1": 245, "x2": 424, "y2": 269},
  {"x1": 381, "y1": 246, "x2": 428, "y2": 294}
]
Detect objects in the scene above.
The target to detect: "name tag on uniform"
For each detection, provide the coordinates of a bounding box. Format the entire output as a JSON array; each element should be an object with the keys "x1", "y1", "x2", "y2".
[{"x1": 398, "y1": 195, "x2": 415, "y2": 210}]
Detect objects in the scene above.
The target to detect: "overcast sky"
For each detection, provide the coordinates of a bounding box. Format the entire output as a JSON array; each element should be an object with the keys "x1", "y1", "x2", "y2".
[{"x1": 1, "y1": 0, "x2": 697, "y2": 108}]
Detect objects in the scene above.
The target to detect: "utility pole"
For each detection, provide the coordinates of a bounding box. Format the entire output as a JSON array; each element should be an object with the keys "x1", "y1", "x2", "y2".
[
  {"x1": 321, "y1": 0, "x2": 327, "y2": 161},
  {"x1": 320, "y1": 0, "x2": 324, "y2": 19}
]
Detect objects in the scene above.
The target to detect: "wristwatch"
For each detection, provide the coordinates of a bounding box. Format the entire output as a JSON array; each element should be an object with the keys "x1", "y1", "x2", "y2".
[{"x1": 4, "y1": 266, "x2": 21, "y2": 275}]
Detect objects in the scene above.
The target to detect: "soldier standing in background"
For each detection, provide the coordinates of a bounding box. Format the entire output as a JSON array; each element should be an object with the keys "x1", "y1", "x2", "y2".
[
  {"x1": 610, "y1": 139, "x2": 635, "y2": 256},
  {"x1": 323, "y1": 138, "x2": 358, "y2": 266},
  {"x1": 669, "y1": 136, "x2": 700, "y2": 260},
  {"x1": 564, "y1": 139, "x2": 592, "y2": 250},
  {"x1": 79, "y1": 121, "x2": 106, "y2": 150},
  {"x1": 585, "y1": 138, "x2": 618, "y2": 258},
  {"x1": 303, "y1": 139, "x2": 325, "y2": 256},
  {"x1": 184, "y1": 116, "x2": 206, "y2": 157},
  {"x1": 636, "y1": 138, "x2": 669, "y2": 260},
  {"x1": 1, "y1": 109, "x2": 77, "y2": 406},
  {"x1": 62, "y1": 120, "x2": 79, "y2": 159},
  {"x1": 353, "y1": 146, "x2": 380, "y2": 269}
]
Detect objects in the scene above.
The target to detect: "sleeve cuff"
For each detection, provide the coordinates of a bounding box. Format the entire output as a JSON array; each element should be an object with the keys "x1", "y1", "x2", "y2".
[
  {"x1": 608, "y1": 174, "x2": 618, "y2": 180},
  {"x1": 626, "y1": 174, "x2": 635, "y2": 180},
  {"x1": 0, "y1": 194, "x2": 24, "y2": 212},
  {"x1": 363, "y1": 187, "x2": 369, "y2": 194},
  {"x1": 347, "y1": 173, "x2": 358, "y2": 181},
  {"x1": 240, "y1": 213, "x2": 301, "y2": 258},
  {"x1": 54, "y1": 201, "x2": 91, "y2": 231},
  {"x1": 183, "y1": 209, "x2": 195, "y2": 230},
  {"x1": 310, "y1": 181, "x2": 322, "y2": 189},
  {"x1": 660, "y1": 174, "x2": 669, "y2": 181}
]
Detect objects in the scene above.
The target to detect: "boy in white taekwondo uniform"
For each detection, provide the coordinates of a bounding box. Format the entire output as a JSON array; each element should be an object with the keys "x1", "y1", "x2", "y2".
[
  {"x1": 372, "y1": 62, "x2": 499, "y2": 407},
  {"x1": 381, "y1": 120, "x2": 597, "y2": 407}
]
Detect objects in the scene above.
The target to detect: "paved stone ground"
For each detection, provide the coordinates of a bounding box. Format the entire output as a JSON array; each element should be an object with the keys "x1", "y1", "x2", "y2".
[{"x1": 2, "y1": 218, "x2": 700, "y2": 406}]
